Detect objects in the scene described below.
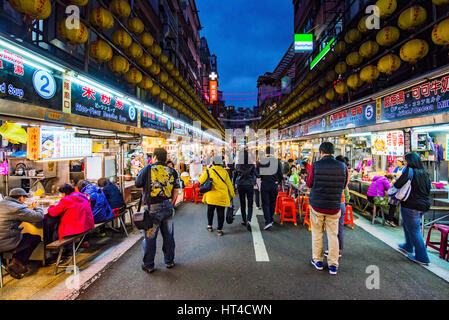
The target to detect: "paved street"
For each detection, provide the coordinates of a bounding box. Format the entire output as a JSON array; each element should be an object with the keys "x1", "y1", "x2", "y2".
[{"x1": 77, "y1": 200, "x2": 449, "y2": 300}]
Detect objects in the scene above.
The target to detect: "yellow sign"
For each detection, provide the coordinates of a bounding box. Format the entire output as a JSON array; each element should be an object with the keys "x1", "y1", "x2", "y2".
[
  {"x1": 27, "y1": 127, "x2": 40, "y2": 161},
  {"x1": 62, "y1": 74, "x2": 71, "y2": 114}
]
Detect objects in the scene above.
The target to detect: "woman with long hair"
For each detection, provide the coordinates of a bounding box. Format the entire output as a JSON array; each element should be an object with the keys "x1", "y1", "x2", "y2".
[{"x1": 394, "y1": 152, "x2": 431, "y2": 265}]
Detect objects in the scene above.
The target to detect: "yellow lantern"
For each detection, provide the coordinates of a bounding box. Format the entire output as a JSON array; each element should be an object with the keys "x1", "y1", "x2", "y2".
[
  {"x1": 318, "y1": 78, "x2": 328, "y2": 88},
  {"x1": 139, "y1": 33, "x2": 154, "y2": 47},
  {"x1": 138, "y1": 76, "x2": 153, "y2": 90},
  {"x1": 347, "y1": 73, "x2": 364, "y2": 89},
  {"x1": 137, "y1": 54, "x2": 153, "y2": 69},
  {"x1": 376, "y1": 0, "x2": 397, "y2": 18},
  {"x1": 166, "y1": 62, "x2": 174, "y2": 72},
  {"x1": 12, "y1": 0, "x2": 52, "y2": 20},
  {"x1": 110, "y1": 0, "x2": 131, "y2": 19},
  {"x1": 149, "y1": 64, "x2": 160, "y2": 76},
  {"x1": 158, "y1": 72, "x2": 169, "y2": 84},
  {"x1": 150, "y1": 44, "x2": 162, "y2": 57},
  {"x1": 150, "y1": 84, "x2": 161, "y2": 96},
  {"x1": 318, "y1": 95, "x2": 327, "y2": 105},
  {"x1": 398, "y1": 6, "x2": 427, "y2": 31},
  {"x1": 160, "y1": 90, "x2": 168, "y2": 101},
  {"x1": 57, "y1": 18, "x2": 88, "y2": 45},
  {"x1": 172, "y1": 85, "x2": 179, "y2": 94},
  {"x1": 125, "y1": 42, "x2": 143, "y2": 59},
  {"x1": 127, "y1": 17, "x2": 144, "y2": 34},
  {"x1": 359, "y1": 41, "x2": 379, "y2": 59},
  {"x1": 360, "y1": 65, "x2": 380, "y2": 83},
  {"x1": 376, "y1": 26, "x2": 400, "y2": 47},
  {"x1": 326, "y1": 70, "x2": 337, "y2": 82},
  {"x1": 125, "y1": 68, "x2": 143, "y2": 85},
  {"x1": 346, "y1": 52, "x2": 363, "y2": 67},
  {"x1": 432, "y1": 18, "x2": 449, "y2": 46},
  {"x1": 167, "y1": 96, "x2": 173, "y2": 105},
  {"x1": 69, "y1": 0, "x2": 88, "y2": 6},
  {"x1": 433, "y1": 0, "x2": 449, "y2": 4},
  {"x1": 344, "y1": 29, "x2": 362, "y2": 44},
  {"x1": 89, "y1": 40, "x2": 113, "y2": 63},
  {"x1": 89, "y1": 7, "x2": 114, "y2": 31},
  {"x1": 358, "y1": 16, "x2": 369, "y2": 34},
  {"x1": 335, "y1": 82, "x2": 348, "y2": 95},
  {"x1": 377, "y1": 54, "x2": 401, "y2": 75},
  {"x1": 325, "y1": 88, "x2": 336, "y2": 101},
  {"x1": 335, "y1": 61, "x2": 347, "y2": 75},
  {"x1": 304, "y1": 88, "x2": 314, "y2": 99},
  {"x1": 159, "y1": 54, "x2": 169, "y2": 64},
  {"x1": 111, "y1": 29, "x2": 132, "y2": 49},
  {"x1": 108, "y1": 55, "x2": 130, "y2": 74},
  {"x1": 400, "y1": 39, "x2": 429, "y2": 64}
]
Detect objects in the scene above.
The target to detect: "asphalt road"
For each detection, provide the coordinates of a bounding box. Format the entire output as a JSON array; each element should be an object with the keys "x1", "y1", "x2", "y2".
[{"x1": 77, "y1": 199, "x2": 449, "y2": 300}]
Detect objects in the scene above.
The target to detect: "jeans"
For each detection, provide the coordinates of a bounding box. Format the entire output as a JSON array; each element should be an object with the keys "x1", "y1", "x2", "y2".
[
  {"x1": 254, "y1": 189, "x2": 260, "y2": 208},
  {"x1": 13, "y1": 233, "x2": 42, "y2": 265},
  {"x1": 142, "y1": 204, "x2": 175, "y2": 269},
  {"x1": 400, "y1": 207, "x2": 430, "y2": 263},
  {"x1": 207, "y1": 204, "x2": 225, "y2": 230},
  {"x1": 261, "y1": 183, "x2": 278, "y2": 226},
  {"x1": 238, "y1": 185, "x2": 254, "y2": 223}
]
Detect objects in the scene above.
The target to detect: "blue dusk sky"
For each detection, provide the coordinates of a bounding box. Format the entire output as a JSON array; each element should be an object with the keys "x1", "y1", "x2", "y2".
[{"x1": 196, "y1": 0, "x2": 294, "y2": 110}]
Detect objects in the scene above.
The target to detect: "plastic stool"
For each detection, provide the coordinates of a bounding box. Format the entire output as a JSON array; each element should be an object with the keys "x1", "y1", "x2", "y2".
[
  {"x1": 183, "y1": 186, "x2": 194, "y2": 201},
  {"x1": 279, "y1": 198, "x2": 297, "y2": 226},
  {"x1": 275, "y1": 192, "x2": 289, "y2": 215},
  {"x1": 194, "y1": 188, "x2": 204, "y2": 204},
  {"x1": 425, "y1": 224, "x2": 449, "y2": 259},
  {"x1": 344, "y1": 205, "x2": 354, "y2": 229},
  {"x1": 303, "y1": 204, "x2": 311, "y2": 231}
]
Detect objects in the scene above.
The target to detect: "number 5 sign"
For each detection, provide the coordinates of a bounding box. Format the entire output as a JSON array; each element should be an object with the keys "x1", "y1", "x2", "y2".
[{"x1": 33, "y1": 70, "x2": 56, "y2": 99}]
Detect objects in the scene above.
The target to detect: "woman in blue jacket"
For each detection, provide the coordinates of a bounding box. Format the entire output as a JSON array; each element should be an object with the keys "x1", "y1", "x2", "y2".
[{"x1": 77, "y1": 180, "x2": 115, "y2": 224}]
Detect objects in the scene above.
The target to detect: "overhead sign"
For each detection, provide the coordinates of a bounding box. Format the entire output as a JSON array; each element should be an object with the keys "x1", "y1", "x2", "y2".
[
  {"x1": 141, "y1": 110, "x2": 171, "y2": 132},
  {"x1": 0, "y1": 47, "x2": 62, "y2": 110},
  {"x1": 327, "y1": 103, "x2": 376, "y2": 131},
  {"x1": 40, "y1": 128, "x2": 92, "y2": 160},
  {"x1": 310, "y1": 37, "x2": 335, "y2": 70},
  {"x1": 172, "y1": 120, "x2": 186, "y2": 135},
  {"x1": 379, "y1": 74, "x2": 449, "y2": 122},
  {"x1": 295, "y1": 34, "x2": 313, "y2": 52},
  {"x1": 210, "y1": 80, "x2": 217, "y2": 103}
]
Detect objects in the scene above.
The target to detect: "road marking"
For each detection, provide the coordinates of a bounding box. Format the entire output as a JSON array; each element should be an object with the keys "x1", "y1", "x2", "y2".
[{"x1": 235, "y1": 206, "x2": 270, "y2": 262}]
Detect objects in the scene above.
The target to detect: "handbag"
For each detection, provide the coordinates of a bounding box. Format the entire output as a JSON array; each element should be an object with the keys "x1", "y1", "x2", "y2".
[
  {"x1": 387, "y1": 168, "x2": 413, "y2": 202},
  {"x1": 212, "y1": 168, "x2": 234, "y2": 224},
  {"x1": 199, "y1": 169, "x2": 213, "y2": 194},
  {"x1": 132, "y1": 196, "x2": 152, "y2": 230}
]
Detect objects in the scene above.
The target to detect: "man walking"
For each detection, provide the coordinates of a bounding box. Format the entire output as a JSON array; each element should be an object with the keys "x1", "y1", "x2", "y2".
[
  {"x1": 257, "y1": 146, "x2": 283, "y2": 230},
  {"x1": 306, "y1": 142, "x2": 347, "y2": 275},
  {"x1": 135, "y1": 148, "x2": 180, "y2": 273}
]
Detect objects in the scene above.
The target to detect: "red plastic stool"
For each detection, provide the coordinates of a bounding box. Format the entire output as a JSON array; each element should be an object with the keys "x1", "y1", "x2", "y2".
[
  {"x1": 275, "y1": 192, "x2": 288, "y2": 215},
  {"x1": 425, "y1": 224, "x2": 449, "y2": 259},
  {"x1": 183, "y1": 186, "x2": 194, "y2": 201},
  {"x1": 301, "y1": 196, "x2": 309, "y2": 216},
  {"x1": 344, "y1": 205, "x2": 354, "y2": 229},
  {"x1": 279, "y1": 198, "x2": 297, "y2": 226},
  {"x1": 194, "y1": 187, "x2": 204, "y2": 204},
  {"x1": 303, "y1": 204, "x2": 311, "y2": 231}
]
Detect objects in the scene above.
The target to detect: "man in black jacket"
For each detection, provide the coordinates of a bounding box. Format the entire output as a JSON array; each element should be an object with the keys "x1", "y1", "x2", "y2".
[
  {"x1": 257, "y1": 146, "x2": 283, "y2": 230},
  {"x1": 235, "y1": 148, "x2": 257, "y2": 231}
]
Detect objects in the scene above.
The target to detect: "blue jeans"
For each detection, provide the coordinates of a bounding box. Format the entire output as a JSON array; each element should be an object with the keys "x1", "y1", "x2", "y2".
[
  {"x1": 142, "y1": 217, "x2": 175, "y2": 269},
  {"x1": 400, "y1": 207, "x2": 430, "y2": 263},
  {"x1": 324, "y1": 203, "x2": 346, "y2": 251}
]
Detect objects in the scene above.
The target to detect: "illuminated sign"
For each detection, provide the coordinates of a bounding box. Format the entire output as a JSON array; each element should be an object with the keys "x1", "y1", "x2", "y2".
[
  {"x1": 310, "y1": 37, "x2": 335, "y2": 70},
  {"x1": 294, "y1": 34, "x2": 313, "y2": 52},
  {"x1": 210, "y1": 80, "x2": 217, "y2": 103}
]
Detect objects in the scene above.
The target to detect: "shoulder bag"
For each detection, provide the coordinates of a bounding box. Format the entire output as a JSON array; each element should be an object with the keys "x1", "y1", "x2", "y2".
[
  {"x1": 199, "y1": 169, "x2": 213, "y2": 194},
  {"x1": 212, "y1": 168, "x2": 234, "y2": 224},
  {"x1": 387, "y1": 168, "x2": 414, "y2": 202}
]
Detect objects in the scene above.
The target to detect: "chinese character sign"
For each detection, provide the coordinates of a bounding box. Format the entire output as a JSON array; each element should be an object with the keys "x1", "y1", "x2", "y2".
[
  {"x1": 210, "y1": 80, "x2": 217, "y2": 103},
  {"x1": 27, "y1": 127, "x2": 40, "y2": 161},
  {"x1": 371, "y1": 131, "x2": 404, "y2": 156},
  {"x1": 327, "y1": 103, "x2": 376, "y2": 131}
]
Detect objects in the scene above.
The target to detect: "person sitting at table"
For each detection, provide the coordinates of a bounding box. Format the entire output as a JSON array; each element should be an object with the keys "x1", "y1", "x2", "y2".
[
  {"x1": 366, "y1": 174, "x2": 395, "y2": 225},
  {"x1": 0, "y1": 188, "x2": 44, "y2": 279},
  {"x1": 77, "y1": 180, "x2": 115, "y2": 226},
  {"x1": 45, "y1": 184, "x2": 95, "y2": 243},
  {"x1": 289, "y1": 165, "x2": 299, "y2": 188},
  {"x1": 97, "y1": 178, "x2": 126, "y2": 214}
]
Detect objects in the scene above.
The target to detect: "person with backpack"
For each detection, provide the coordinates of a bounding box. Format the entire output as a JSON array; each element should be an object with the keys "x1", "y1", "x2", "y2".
[
  {"x1": 135, "y1": 148, "x2": 180, "y2": 273},
  {"x1": 235, "y1": 148, "x2": 258, "y2": 232},
  {"x1": 394, "y1": 152, "x2": 431, "y2": 266},
  {"x1": 199, "y1": 155, "x2": 235, "y2": 237}
]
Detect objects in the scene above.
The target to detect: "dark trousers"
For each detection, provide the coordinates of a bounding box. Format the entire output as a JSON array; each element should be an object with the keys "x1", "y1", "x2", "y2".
[
  {"x1": 261, "y1": 183, "x2": 278, "y2": 226},
  {"x1": 43, "y1": 215, "x2": 60, "y2": 245},
  {"x1": 386, "y1": 204, "x2": 398, "y2": 223},
  {"x1": 238, "y1": 185, "x2": 254, "y2": 223},
  {"x1": 13, "y1": 233, "x2": 41, "y2": 265},
  {"x1": 254, "y1": 189, "x2": 261, "y2": 208},
  {"x1": 207, "y1": 204, "x2": 225, "y2": 230}
]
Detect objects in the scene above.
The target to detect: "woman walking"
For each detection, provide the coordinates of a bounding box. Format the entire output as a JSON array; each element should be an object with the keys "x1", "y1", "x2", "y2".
[
  {"x1": 235, "y1": 149, "x2": 258, "y2": 231},
  {"x1": 199, "y1": 155, "x2": 235, "y2": 237},
  {"x1": 394, "y1": 152, "x2": 431, "y2": 266}
]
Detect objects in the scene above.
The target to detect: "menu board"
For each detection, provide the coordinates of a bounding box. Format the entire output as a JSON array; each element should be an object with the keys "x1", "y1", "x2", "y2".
[
  {"x1": 141, "y1": 110, "x2": 171, "y2": 132},
  {"x1": 371, "y1": 130, "x2": 404, "y2": 156},
  {"x1": 0, "y1": 47, "x2": 62, "y2": 111},
  {"x1": 71, "y1": 81, "x2": 138, "y2": 127},
  {"x1": 40, "y1": 128, "x2": 92, "y2": 159},
  {"x1": 172, "y1": 120, "x2": 186, "y2": 135},
  {"x1": 379, "y1": 75, "x2": 449, "y2": 122},
  {"x1": 327, "y1": 103, "x2": 376, "y2": 131},
  {"x1": 305, "y1": 117, "x2": 327, "y2": 135}
]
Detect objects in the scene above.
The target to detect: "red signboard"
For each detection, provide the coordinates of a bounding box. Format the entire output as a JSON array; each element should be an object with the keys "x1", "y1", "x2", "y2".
[{"x1": 210, "y1": 80, "x2": 217, "y2": 103}]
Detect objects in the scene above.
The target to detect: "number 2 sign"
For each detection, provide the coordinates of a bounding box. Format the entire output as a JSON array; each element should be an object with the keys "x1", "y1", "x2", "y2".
[{"x1": 33, "y1": 70, "x2": 56, "y2": 99}]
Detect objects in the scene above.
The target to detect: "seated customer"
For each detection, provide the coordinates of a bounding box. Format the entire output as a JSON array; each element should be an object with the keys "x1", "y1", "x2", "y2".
[
  {"x1": 46, "y1": 184, "x2": 95, "y2": 241},
  {"x1": 0, "y1": 188, "x2": 44, "y2": 279},
  {"x1": 97, "y1": 178, "x2": 126, "y2": 213},
  {"x1": 77, "y1": 180, "x2": 115, "y2": 224}
]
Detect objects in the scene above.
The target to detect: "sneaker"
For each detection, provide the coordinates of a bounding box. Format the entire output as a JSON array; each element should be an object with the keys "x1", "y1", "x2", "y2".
[
  {"x1": 397, "y1": 244, "x2": 412, "y2": 256},
  {"x1": 407, "y1": 254, "x2": 429, "y2": 266},
  {"x1": 165, "y1": 263, "x2": 175, "y2": 269},
  {"x1": 246, "y1": 222, "x2": 252, "y2": 232},
  {"x1": 97, "y1": 232, "x2": 106, "y2": 238},
  {"x1": 217, "y1": 230, "x2": 224, "y2": 237},
  {"x1": 141, "y1": 265, "x2": 155, "y2": 273},
  {"x1": 329, "y1": 265, "x2": 338, "y2": 275},
  {"x1": 145, "y1": 225, "x2": 158, "y2": 239},
  {"x1": 310, "y1": 259, "x2": 324, "y2": 271},
  {"x1": 264, "y1": 222, "x2": 273, "y2": 230},
  {"x1": 241, "y1": 221, "x2": 247, "y2": 226},
  {"x1": 207, "y1": 226, "x2": 213, "y2": 232}
]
